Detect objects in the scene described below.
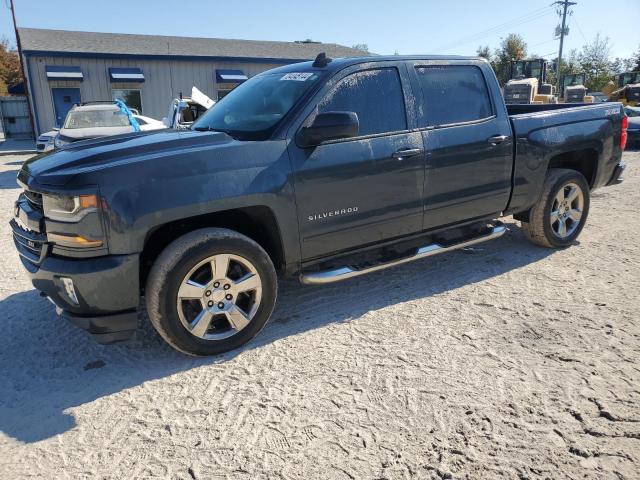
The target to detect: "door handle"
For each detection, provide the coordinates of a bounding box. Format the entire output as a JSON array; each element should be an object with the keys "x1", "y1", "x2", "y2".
[
  {"x1": 393, "y1": 148, "x2": 423, "y2": 160},
  {"x1": 487, "y1": 135, "x2": 509, "y2": 144}
]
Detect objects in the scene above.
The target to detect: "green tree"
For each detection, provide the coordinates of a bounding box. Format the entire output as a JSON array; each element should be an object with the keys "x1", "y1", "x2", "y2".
[
  {"x1": 492, "y1": 33, "x2": 527, "y2": 85},
  {"x1": 631, "y1": 45, "x2": 640, "y2": 72},
  {"x1": 0, "y1": 37, "x2": 22, "y2": 95},
  {"x1": 476, "y1": 45, "x2": 491, "y2": 60},
  {"x1": 576, "y1": 33, "x2": 613, "y2": 91}
]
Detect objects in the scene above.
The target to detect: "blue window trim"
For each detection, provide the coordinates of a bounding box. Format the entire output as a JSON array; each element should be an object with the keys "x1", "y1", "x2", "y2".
[
  {"x1": 108, "y1": 67, "x2": 145, "y2": 83},
  {"x1": 45, "y1": 65, "x2": 84, "y2": 81},
  {"x1": 216, "y1": 69, "x2": 248, "y2": 83}
]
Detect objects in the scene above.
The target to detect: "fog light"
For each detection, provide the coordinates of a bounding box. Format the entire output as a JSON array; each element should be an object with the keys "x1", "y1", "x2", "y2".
[{"x1": 61, "y1": 277, "x2": 79, "y2": 305}]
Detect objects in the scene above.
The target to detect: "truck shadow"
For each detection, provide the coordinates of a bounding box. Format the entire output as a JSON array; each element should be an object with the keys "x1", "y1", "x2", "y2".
[
  {"x1": 0, "y1": 222, "x2": 555, "y2": 443},
  {"x1": 0, "y1": 169, "x2": 20, "y2": 189}
]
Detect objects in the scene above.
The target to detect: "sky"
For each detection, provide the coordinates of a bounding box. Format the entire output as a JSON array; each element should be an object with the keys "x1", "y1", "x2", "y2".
[{"x1": 1, "y1": 0, "x2": 638, "y2": 60}]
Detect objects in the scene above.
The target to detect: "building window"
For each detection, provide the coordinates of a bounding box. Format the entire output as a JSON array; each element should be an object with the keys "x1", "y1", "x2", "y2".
[
  {"x1": 216, "y1": 83, "x2": 240, "y2": 100},
  {"x1": 112, "y1": 89, "x2": 142, "y2": 113}
]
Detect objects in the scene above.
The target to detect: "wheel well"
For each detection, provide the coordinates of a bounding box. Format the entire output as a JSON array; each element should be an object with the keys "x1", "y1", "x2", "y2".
[
  {"x1": 547, "y1": 148, "x2": 598, "y2": 187},
  {"x1": 139, "y1": 206, "x2": 285, "y2": 293}
]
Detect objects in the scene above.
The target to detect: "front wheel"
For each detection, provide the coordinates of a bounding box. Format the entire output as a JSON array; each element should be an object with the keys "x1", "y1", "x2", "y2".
[
  {"x1": 145, "y1": 228, "x2": 277, "y2": 356},
  {"x1": 521, "y1": 168, "x2": 590, "y2": 248}
]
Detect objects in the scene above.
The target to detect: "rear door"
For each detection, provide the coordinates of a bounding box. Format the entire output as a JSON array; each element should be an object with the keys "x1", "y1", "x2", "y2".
[
  {"x1": 409, "y1": 62, "x2": 513, "y2": 230},
  {"x1": 288, "y1": 62, "x2": 425, "y2": 260}
]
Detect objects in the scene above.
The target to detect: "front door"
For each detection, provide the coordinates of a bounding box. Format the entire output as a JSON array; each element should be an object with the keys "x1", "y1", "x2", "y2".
[
  {"x1": 289, "y1": 64, "x2": 425, "y2": 261},
  {"x1": 409, "y1": 63, "x2": 513, "y2": 230},
  {"x1": 52, "y1": 88, "x2": 81, "y2": 127}
]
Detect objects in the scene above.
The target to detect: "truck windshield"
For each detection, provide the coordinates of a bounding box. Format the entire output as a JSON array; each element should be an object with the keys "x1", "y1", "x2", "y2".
[
  {"x1": 193, "y1": 72, "x2": 321, "y2": 140},
  {"x1": 64, "y1": 110, "x2": 130, "y2": 129}
]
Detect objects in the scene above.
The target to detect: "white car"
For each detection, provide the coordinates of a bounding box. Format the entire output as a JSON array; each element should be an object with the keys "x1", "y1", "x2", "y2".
[{"x1": 133, "y1": 114, "x2": 165, "y2": 131}]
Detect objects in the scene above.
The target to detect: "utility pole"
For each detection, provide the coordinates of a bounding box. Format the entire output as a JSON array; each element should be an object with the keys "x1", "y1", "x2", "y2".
[
  {"x1": 553, "y1": 0, "x2": 577, "y2": 96},
  {"x1": 9, "y1": 0, "x2": 36, "y2": 137}
]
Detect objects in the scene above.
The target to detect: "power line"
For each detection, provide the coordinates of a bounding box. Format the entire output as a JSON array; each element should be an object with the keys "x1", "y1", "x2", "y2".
[{"x1": 435, "y1": 6, "x2": 555, "y2": 52}]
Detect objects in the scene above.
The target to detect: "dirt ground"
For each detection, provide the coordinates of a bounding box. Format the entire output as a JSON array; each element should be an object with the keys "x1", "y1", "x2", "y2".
[{"x1": 0, "y1": 152, "x2": 638, "y2": 480}]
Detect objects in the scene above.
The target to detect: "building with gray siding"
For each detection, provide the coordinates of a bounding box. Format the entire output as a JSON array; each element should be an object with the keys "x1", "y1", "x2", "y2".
[{"x1": 18, "y1": 28, "x2": 367, "y2": 135}]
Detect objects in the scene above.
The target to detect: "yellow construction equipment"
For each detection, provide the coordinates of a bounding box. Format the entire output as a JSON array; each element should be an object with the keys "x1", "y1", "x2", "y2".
[
  {"x1": 607, "y1": 72, "x2": 640, "y2": 106},
  {"x1": 504, "y1": 59, "x2": 557, "y2": 104},
  {"x1": 560, "y1": 73, "x2": 593, "y2": 103}
]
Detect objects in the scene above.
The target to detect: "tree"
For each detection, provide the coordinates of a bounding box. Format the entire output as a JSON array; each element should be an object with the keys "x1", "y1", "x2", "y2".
[
  {"x1": 492, "y1": 34, "x2": 527, "y2": 85},
  {"x1": 476, "y1": 45, "x2": 491, "y2": 60},
  {"x1": 575, "y1": 33, "x2": 614, "y2": 91},
  {"x1": 631, "y1": 44, "x2": 640, "y2": 72},
  {"x1": 0, "y1": 37, "x2": 23, "y2": 95},
  {"x1": 352, "y1": 43, "x2": 369, "y2": 53}
]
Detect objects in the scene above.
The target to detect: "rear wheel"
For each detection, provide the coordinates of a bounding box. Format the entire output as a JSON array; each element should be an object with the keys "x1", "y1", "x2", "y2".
[
  {"x1": 521, "y1": 168, "x2": 590, "y2": 248},
  {"x1": 145, "y1": 228, "x2": 277, "y2": 356}
]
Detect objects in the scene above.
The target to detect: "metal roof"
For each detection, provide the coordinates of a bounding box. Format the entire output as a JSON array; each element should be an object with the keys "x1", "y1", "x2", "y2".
[{"x1": 18, "y1": 28, "x2": 369, "y2": 61}]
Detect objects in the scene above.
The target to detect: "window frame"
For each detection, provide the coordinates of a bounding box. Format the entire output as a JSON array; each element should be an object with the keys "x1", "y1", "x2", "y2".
[
  {"x1": 293, "y1": 63, "x2": 414, "y2": 145},
  {"x1": 111, "y1": 88, "x2": 143, "y2": 114},
  {"x1": 411, "y1": 62, "x2": 497, "y2": 130}
]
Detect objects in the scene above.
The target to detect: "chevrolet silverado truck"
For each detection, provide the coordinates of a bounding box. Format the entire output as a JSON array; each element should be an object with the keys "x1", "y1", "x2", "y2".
[{"x1": 11, "y1": 54, "x2": 628, "y2": 356}]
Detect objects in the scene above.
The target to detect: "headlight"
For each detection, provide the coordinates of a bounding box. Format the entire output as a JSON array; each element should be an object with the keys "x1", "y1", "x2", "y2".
[
  {"x1": 54, "y1": 136, "x2": 69, "y2": 149},
  {"x1": 42, "y1": 193, "x2": 98, "y2": 222}
]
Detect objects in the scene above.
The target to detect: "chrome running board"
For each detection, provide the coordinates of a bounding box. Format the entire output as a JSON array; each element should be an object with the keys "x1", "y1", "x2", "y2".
[{"x1": 300, "y1": 223, "x2": 506, "y2": 285}]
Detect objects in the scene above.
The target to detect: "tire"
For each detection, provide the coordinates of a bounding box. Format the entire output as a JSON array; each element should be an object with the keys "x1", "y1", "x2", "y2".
[
  {"x1": 521, "y1": 168, "x2": 590, "y2": 248},
  {"x1": 145, "y1": 228, "x2": 277, "y2": 356}
]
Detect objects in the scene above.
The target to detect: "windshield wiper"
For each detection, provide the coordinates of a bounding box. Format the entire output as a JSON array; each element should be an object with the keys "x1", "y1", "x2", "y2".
[{"x1": 193, "y1": 126, "x2": 238, "y2": 139}]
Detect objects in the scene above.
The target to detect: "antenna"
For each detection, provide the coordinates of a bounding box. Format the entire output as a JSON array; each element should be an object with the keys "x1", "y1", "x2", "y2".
[{"x1": 312, "y1": 52, "x2": 332, "y2": 68}]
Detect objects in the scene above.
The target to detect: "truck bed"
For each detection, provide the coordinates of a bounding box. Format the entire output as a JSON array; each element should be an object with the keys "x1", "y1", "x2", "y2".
[{"x1": 504, "y1": 101, "x2": 625, "y2": 217}]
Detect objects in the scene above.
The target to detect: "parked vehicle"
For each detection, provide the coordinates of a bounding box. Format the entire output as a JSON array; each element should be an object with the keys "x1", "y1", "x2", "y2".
[
  {"x1": 560, "y1": 74, "x2": 593, "y2": 103},
  {"x1": 607, "y1": 72, "x2": 640, "y2": 106},
  {"x1": 504, "y1": 59, "x2": 556, "y2": 104},
  {"x1": 588, "y1": 92, "x2": 610, "y2": 103},
  {"x1": 624, "y1": 105, "x2": 640, "y2": 149},
  {"x1": 53, "y1": 100, "x2": 142, "y2": 149},
  {"x1": 163, "y1": 87, "x2": 215, "y2": 130},
  {"x1": 11, "y1": 54, "x2": 627, "y2": 355},
  {"x1": 36, "y1": 131, "x2": 56, "y2": 153},
  {"x1": 132, "y1": 114, "x2": 165, "y2": 132}
]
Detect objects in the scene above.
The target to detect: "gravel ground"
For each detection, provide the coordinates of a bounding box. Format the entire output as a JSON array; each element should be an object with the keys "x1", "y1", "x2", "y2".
[{"x1": 1, "y1": 152, "x2": 638, "y2": 479}]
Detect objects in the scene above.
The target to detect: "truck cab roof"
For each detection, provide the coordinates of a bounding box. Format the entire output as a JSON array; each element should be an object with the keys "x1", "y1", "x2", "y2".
[{"x1": 265, "y1": 54, "x2": 485, "y2": 75}]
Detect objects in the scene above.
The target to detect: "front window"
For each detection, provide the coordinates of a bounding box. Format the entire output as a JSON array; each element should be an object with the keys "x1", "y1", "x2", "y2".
[
  {"x1": 112, "y1": 89, "x2": 143, "y2": 113},
  {"x1": 313, "y1": 68, "x2": 407, "y2": 137},
  {"x1": 193, "y1": 71, "x2": 321, "y2": 140},
  {"x1": 63, "y1": 109, "x2": 130, "y2": 129}
]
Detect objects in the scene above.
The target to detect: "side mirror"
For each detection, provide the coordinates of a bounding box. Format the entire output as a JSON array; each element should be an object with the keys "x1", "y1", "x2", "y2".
[
  {"x1": 52, "y1": 127, "x2": 60, "y2": 132},
  {"x1": 297, "y1": 111, "x2": 359, "y2": 147}
]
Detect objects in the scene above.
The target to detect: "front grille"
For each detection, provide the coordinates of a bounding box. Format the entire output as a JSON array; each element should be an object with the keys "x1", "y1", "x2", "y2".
[
  {"x1": 11, "y1": 219, "x2": 48, "y2": 265},
  {"x1": 23, "y1": 190, "x2": 43, "y2": 212}
]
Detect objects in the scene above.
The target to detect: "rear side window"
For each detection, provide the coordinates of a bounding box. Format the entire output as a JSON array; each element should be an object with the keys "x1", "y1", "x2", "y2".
[
  {"x1": 317, "y1": 68, "x2": 407, "y2": 136},
  {"x1": 415, "y1": 65, "x2": 493, "y2": 127}
]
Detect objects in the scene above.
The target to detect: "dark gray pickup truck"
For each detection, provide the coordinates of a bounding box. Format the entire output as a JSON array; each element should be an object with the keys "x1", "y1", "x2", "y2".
[{"x1": 11, "y1": 54, "x2": 628, "y2": 355}]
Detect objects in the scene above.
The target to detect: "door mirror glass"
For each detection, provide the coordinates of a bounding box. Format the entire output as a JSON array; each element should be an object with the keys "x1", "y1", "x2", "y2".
[{"x1": 298, "y1": 111, "x2": 359, "y2": 147}]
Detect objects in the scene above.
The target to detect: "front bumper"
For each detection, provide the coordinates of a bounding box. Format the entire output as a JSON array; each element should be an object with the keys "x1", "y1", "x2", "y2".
[
  {"x1": 25, "y1": 253, "x2": 140, "y2": 343},
  {"x1": 12, "y1": 219, "x2": 140, "y2": 343}
]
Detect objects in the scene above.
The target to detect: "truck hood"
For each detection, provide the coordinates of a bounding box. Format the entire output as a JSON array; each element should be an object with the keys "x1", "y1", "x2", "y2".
[{"x1": 20, "y1": 129, "x2": 235, "y2": 187}]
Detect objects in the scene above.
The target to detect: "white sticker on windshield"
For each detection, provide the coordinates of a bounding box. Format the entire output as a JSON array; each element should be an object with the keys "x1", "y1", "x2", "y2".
[{"x1": 280, "y1": 72, "x2": 313, "y2": 81}]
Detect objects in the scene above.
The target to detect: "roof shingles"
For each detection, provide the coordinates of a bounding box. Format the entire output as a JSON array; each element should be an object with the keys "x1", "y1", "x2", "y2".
[{"x1": 18, "y1": 28, "x2": 369, "y2": 61}]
